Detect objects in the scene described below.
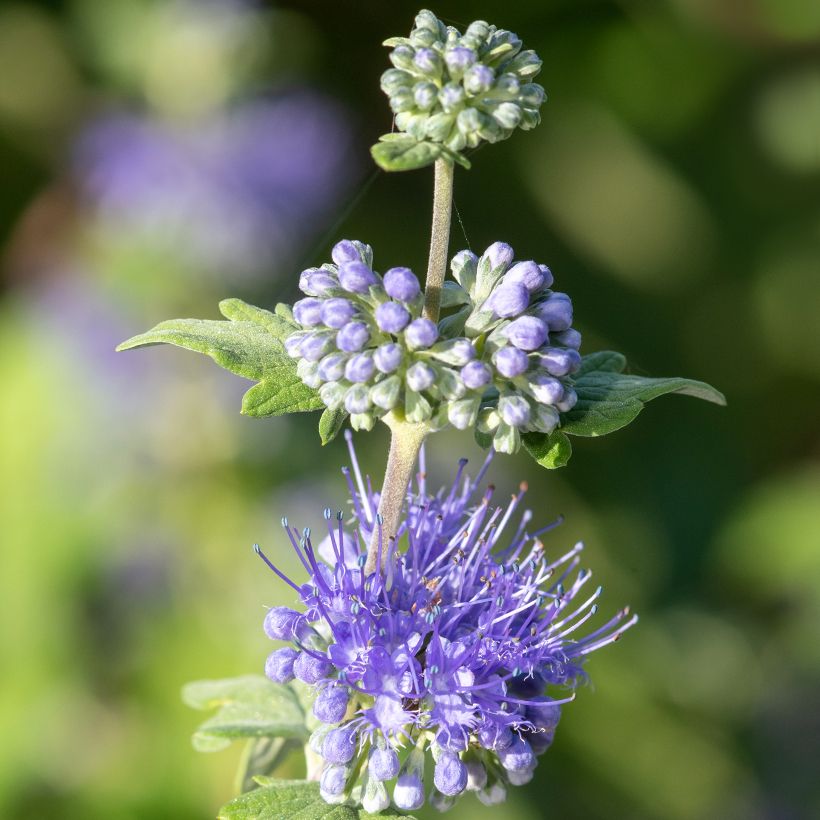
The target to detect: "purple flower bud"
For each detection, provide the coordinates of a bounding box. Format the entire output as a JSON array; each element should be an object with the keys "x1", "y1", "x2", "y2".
[
  {"x1": 526, "y1": 700, "x2": 562, "y2": 731},
  {"x1": 293, "y1": 297, "x2": 324, "y2": 327},
  {"x1": 506, "y1": 316, "x2": 548, "y2": 351},
  {"x1": 483, "y1": 241, "x2": 515, "y2": 271},
  {"x1": 300, "y1": 332, "x2": 333, "y2": 362},
  {"x1": 344, "y1": 385, "x2": 371, "y2": 414},
  {"x1": 439, "y1": 83, "x2": 465, "y2": 110},
  {"x1": 414, "y1": 81, "x2": 438, "y2": 110},
  {"x1": 320, "y1": 763, "x2": 348, "y2": 796},
  {"x1": 464, "y1": 64, "x2": 494, "y2": 94},
  {"x1": 321, "y1": 298, "x2": 357, "y2": 329},
  {"x1": 414, "y1": 47, "x2": 440, "y2": 74},
  {"x1": 336, "y1": 322, "x2": 370, "y2": 353},
  {"x1": 533, "y1": 292, "x2": 573, "y2": 331},
  {"x1": 404, "y1": 317, "x2": 438, "y2": 349},
  {"x1": 313, "y1": 685, "x2": 350, "y2": 724},
  {"x1": 445, "y1": 47, "x2": 477, "y2": 73},
  {"x1": 539, "y1": 264, "x2": 554, "y2": 289},
  {"x1": 498, "y1": 736, "x2": 535, "y2": 772},
  {"x1": 460, "y1": 360, "x2": 492, "y2": 389},
  {"x1": 434, "y1": 753, "x2": 468, "y2": 797},
  {"x1": 493, "y1": 346, "x2": 529, "y2": 378},
  {"x1": 465, "y1": 759, "x2": 487, "y2": 791},
  {"x1": 265, "y1": 647, "x2": 297, "y2": 683},
  {"x1": 478, "y1": 723, "x2": 513, "y2": 751},
  {"x1": 293, "y1": 651, "x2": 332, "y2": 685},
  {"x1": 504, "y1": 261, "x2": 545, "y2": 293},
  {"x1": 556, "y1": 386, "x2": 578, "y2": 412},
  {"x1": 393, "y1": 773, "x2": 424, "y2": 810},
  {"x1": 383, "y1": 267, "x2": 421, "y2": 302},
  {"x1": 322, "y1": 725, "x2": 358, "y2": 764},
  {"x1": 553, "y1": 328, "x2": 582, "y2": 350},
  {"x1": 344, "y1": 353, "x2": 375, "y2": 383},
  {"x1": 263, "y1": 606, "x2": 303, "y2": 641},
  {"x1": 375, "y1": 301, "x2": 411, "y2": 333},
  {"x1": 528, "y1": 730, "x2": 555, "y2": 755},
  {"x1": 527, "y1": 373, "x2": 564, "y2": 405},
  {"x1": 374, "y1": 343, "x2": 403, "y2": 373},
  {"x1": 537, "y1": 347, "x2": 581, "y2": 377},
  {"x1": 499, "y1": 394, "x2": 531, "y2": 427},
  {"x1": 300, "y1": 268, "x2": 336, "y2": 296},
  {"x1": 284, "y1": 334, "x2": 305, "y2": 358},
  {"x1": 489, "y1": 281, "x2": 530, "y2": 318},
  {"x1": 338, "y1": 261, "x2": 377, "y2": 294},
  {"x1": 369, "y1": 747, "x2": 400, "y2": 781},
  {"x1": 331, "y1": 239, "x2": 362, "y2": 266},
  {"x1": 318, "y1": 353, "x2": 347, "y2": 382},
  {"x1": 406, "y1": 362, "x2": 436, "y2": 392}
]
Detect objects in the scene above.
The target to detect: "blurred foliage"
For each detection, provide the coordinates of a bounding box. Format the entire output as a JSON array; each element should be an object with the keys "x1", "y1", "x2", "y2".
[{"x1": 0, "y1": 1, "x2": 817, "y2": 819}]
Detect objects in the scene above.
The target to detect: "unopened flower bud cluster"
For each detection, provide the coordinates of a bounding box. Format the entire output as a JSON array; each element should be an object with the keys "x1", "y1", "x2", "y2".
[
  {"x1": 287, "y1": 239, "x2": 580, "y2": 452},
  {"x1": 381, "y1": 9, "x2": 545, "y2": 155}
]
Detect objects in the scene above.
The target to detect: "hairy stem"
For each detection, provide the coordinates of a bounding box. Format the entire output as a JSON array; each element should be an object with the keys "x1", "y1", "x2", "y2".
[
  {"x1": 422, "y1": 158, "x2": 455, "y2": 323},
  {"x1": 366, "y1": 159, "x2": 454, "y2": 574},
  {"x1": 365, "y1": 414, "x2": 427, "y2": 575}
]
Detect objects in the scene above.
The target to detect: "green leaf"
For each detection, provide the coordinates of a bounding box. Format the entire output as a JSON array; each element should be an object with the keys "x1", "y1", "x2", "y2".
[
  {"x1": 182, "y1": 675, "x2": 307, "y2": 753},
  {"x1": 218, "y1": 779, "x2": 415, "y2": 820},
  {"x1": 319, "y1": 407, "x2": 348, "y2": 445},
  {"x1": 117, "y1": 299, "x2": 322, "y2": 418},
  {"x1": 522, "y1": 430, "x2": 573, "y2": 469},
  {"x1": 371, "y1": 134, "x2": 470, "y2": 172},
  {"x1": 562, "y1": 351, "x2": 726, "y2": 438}
]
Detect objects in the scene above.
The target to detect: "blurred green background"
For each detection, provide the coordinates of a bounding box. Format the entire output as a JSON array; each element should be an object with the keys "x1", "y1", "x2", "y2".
[{"x1": 1, "y1": 1, "x2": 818, "y2": 818}]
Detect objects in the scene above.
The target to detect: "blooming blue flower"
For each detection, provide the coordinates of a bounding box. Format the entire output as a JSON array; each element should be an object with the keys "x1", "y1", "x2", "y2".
[{"x1": 257, "y1": 434, "x2": 636, "y2": 810}]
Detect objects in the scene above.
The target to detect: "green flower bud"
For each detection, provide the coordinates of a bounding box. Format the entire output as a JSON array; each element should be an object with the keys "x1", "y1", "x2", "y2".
[
  {"x1": 390, "y1": 45, "x2": 416, "y2": 71},
  {"x1": 381, "y1": 69, "x2": 413, "y2": 93},
  {"x1": 370, "y1": 375, "x2": 401, "y2": 410},
  {"x1": 506, "y1": 49, "x2": 542, "y2": 78},
  {"x1": 350, "y1": 412, "x2": 376, "y2": 431},
  {"x1": 406, "y1": 390, "x2": 433, "y2": 423},
  {"x1": 493, "y1": 421, "x2": 521, "y2": 454},
  {"x1": 492, "y1": 102, "x2": 523, "y2": 130}
]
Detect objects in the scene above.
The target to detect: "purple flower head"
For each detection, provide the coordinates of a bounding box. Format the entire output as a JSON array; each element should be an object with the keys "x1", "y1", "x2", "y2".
[
  {"x1": 527, "y1": 373, "x2": 564, "y2": 405},
  {"x1": 499, "y1": 394, "x2": 531, "y2": 427},
  {"x1": 375, "y1": 301, "x2": 411, "y2": 334},
  {"x1": 318, "y1": 353, "x2": 347, "y2": 383},
  {"x1": 483, "y1": 242, "x2": 515, "y2": 272},
  {"x1": 406, "y1": 362, "x2": 436, "y2": 392},
  {"x1": 536, "y1": 347, "x2": 581, "y2": 378},
  {"x1": 404, "y1": 317, "x2": 438, "y2": 349},
  {"x1": 552, "y1": 328, "x2": 582, "y2": 350},
  {"x1": 320, "y1": 763, "x2": 348, "y2": 797},
  {"x1": 254, "y1": 436, "x2": 636, "y2": 810},
  {"x1": 339, "y1": 261, "x2": 378, "y2": 294},
  {"x1": 464, "y1": 64, "x2": 495, "y2": 94},
  {"x1": 336, "y1": 322, "x2": 370, "y2": 353},
  {"x1": 445, "y1": 47, "x2": 477, "y2": 73},
  {"x1": 383, "y1": 267, "x2": 421, "y2": 302}
]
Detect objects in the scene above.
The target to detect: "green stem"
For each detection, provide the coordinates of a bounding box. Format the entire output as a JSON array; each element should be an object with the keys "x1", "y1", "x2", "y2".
[
  {"x1": 365, "y1": 413, "x2": 427, "y2": 575},
  {"x1": 422, "y1": 158, "x2": 455, "y2": 324},
  {"x1": 366, "y1": 159, "x2": 454, "y2": 575}
]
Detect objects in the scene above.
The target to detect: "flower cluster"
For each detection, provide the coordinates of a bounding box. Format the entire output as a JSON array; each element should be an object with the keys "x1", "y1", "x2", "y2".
[
  {"x1": 381, "y1": 9, "x2": 545, "y2": 156},
  {"x1": 287, "y1": 239, "x2": 581, "y2": 453},
  {"x1": 286, "y1": 239, "x2": 478, "y2": 431},
  {"x1": 258, "y1": 434, "x2": 636, "y2": 812}
]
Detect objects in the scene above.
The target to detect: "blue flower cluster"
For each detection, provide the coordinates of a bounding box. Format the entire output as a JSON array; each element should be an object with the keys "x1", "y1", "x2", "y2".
[
  {"x1": 381, "y1": 9, "x2": 545, "y2": 155},
  {"x1": 258, "y1": 435, "x2": 636, "y2": 811},
  {"x1": 287, "y1": 239, "x2": 581, "y2": 452}
]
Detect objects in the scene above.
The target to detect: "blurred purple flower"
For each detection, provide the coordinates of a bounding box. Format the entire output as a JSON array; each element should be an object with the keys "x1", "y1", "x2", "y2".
[{"x1": 73, "y1": 92, "x2": 358, "y2": 279}]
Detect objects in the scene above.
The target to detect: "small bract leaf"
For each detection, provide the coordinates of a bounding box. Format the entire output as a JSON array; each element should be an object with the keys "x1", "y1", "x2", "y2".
[
  {"x1": 182, "y1": 675, "x2": 307, "y2": 753},
  {"x1": 523, "y1": 430, "x2": 573, "y2": 469},
  {"x1": 319, "y1": 407, "x2": 348, "y2": 445},
  {"x1": 371, "y1": 134, "x2": 444, "y2": 171}
]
